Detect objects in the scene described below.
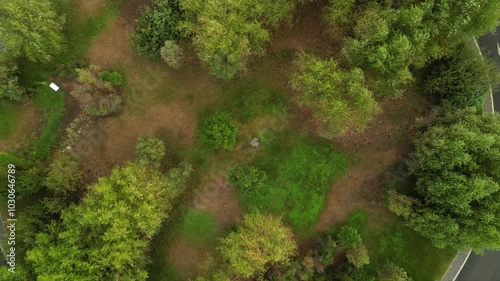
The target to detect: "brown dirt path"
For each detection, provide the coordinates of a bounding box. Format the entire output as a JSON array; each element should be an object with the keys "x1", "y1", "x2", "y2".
[{"x1": 316, "y1": 92, "x2": 430, "y2": 232}]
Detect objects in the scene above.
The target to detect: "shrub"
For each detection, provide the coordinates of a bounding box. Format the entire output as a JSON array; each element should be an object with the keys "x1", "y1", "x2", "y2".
[
  {"x1": 160, "y1": 40, "x2": 183, "y2": 68},
  {"x1": 378, "y1": 263, "x2": 412, "y2": 281},
  {"x1": 317, "y1": 235, "x2": 338, "y2": 266},
  {"x1": 100, "y1": 71, "x2": 123, "y2": 86},
  {"x1": 0, "y1": 63, "x2": 24, "y2": 101},
  {"x1": 44, "y1": 153, "x2": 82, "y2": 195},
  {"x1": 132, "y1": 0, "x2": 184, "y2": 59},
  {"x1": 84, "y1": 94, "x2": 123, "y2": 117},
  {"x1": 346, "y1": 245, "x2": 370, "y2": 268},
  {"x1": 135, "y1": 136, "x2": 166, "y2": 168},
  {"x1": 200, "y1": 111, "x2": 238, "y2": 149},
  {"x1": 337, "y1": 226, "x2": 363, "y2": 249},
  {"x1": 228, "y1": 164, "x2": 267, "y2": 194}
]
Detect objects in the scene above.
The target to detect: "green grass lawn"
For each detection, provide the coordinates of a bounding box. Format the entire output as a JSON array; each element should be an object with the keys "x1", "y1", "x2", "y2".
[
  {"x1": 237, "y1": 136, "x2": 348, "y2": 235},
  {"x1": 0, "y1": 101, "x2": 23, "y2": 139},
  {"x1": 181, "y1": 208, "x2": 218, "y2": 247}
]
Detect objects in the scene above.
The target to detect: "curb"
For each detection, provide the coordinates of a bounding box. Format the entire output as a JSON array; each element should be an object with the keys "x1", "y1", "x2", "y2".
[
  {"x1": 441, "y1": 250, "x2": 472, "y2": 281},
  {"x1": 473, "y1": 38, "x2": 495, "y2": 114}
]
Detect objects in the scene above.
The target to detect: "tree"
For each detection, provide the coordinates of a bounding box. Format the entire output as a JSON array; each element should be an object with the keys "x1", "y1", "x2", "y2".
[
  {"x1": 228, "y1": 164, "x2": 267, "y2": 194},
  {"x1": 44, "y1": 153, "x2": 82, "y2": 195},
  {"x1": 346, "y1": 245, "x2": 370, "y2": 268},
  {"x1": 219, "y1": 212, "x2": 297, "y2": 278},
  {"x1": 135, "y1": 136, "x2": 166, "y2": 168},
  {"x1": 179, "y1": 0, "x2": 298, "y2": 79},
  {"x1": 0, "y1": 0, "x2": 64, "y2": 62},
  {"x1": 160, "y1": 40, "x2": 183, "y2": 68},
  {"x1": 337, "y1": 226, "x2": 363, "y2": 249},
  {"x1": 0, "y1": 63, "x2": 24, "y2": 101},
  {"x1": 27, "y1": 162, "x2": 193, "y2": 280},
  {"x1": 389, "y1": 110, "x2": 500, "y2": 251},
  {"x1": 291, "y1": 53, "x2": 379, "y2": 137},
  {"x1": 200, "y1": 111, "x2": 238, "y2": 149},
  {"x1": 133, "y1": 0, "x2": 184, "y2": 59},
  {"x1": 423, "y1": 44, "x2": 500, "y2": 110},
  {"x1": 378, "y1": 263, "x2": 413, "y2": 281}
]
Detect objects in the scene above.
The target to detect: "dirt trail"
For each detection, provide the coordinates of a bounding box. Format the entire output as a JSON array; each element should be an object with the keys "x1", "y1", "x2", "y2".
[{"x1": 316, "y1": 93, "x2": 429, "y2": 232}]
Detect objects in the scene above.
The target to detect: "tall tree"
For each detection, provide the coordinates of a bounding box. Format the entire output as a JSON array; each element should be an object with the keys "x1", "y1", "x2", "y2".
[
  {"x1": 0, "y1": 0, "x2": 65, "y2": 62},
  {"x1": 388, "y1": 110, "x2": 500, "y2": 251},
  {"x1": 291, "y1": 53, "x2": 379, "y2": 137},
  {"x1": 27, "y1": 162, "x2": 192, "y2": 280},
  {"x1": 179, "y1": 0, "x2": 298, "y2": 79},
  {"x1": 219, "y1": 212, "x2": 297, "y2": 278}
]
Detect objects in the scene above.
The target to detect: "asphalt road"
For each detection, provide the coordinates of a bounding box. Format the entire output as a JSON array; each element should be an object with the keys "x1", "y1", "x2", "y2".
[
  {"x1": 455, "y1": 29, "x2": 500, "y2": 281},
  {"x1": 477, "y1": 25, "x2": 500, "y2": 111}
]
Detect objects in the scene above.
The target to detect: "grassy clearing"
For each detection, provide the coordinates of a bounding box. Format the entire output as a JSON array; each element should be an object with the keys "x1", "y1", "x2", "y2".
[
  {"x1": 237, "y1": 137, "x2": 348, "y2": 235},
  {"x1": 0, "y1": 101, "x2": 22, "y2": 139},
  {"x1": 181, "y1": 208, "x2": 218, "y2": 247},
  {"x1": 31, "y1": 86, "x2": 65, "y2": 160}
]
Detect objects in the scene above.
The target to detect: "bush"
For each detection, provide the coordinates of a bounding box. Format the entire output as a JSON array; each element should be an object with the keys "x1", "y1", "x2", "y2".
[
  {"x1": 0, "y1": 63, "x2": 24, "y2": 101},
  {"x1": 346, "y1": 245, "x2": 370, "y2": 268},
  {"x1": 228, "y1": 164, "x2": 267, "y2": 194},
  {"x1": 100, "y1": 71, "x2": 123, "y2": 86},
  {"x1": 84, "y1": 94, "x2": 123, "y2": 117},
  {"x1": 200, "y1": 111, "x2": 238, "y2": 149},
  {"x1": 337, "y1": 226, "x2": 363, "y2": 249},
  {"x1": 135, "y1": 136, "x2": 166, "y2": 168},
  {"x1": 423, "y1": 43, "x2": 500, "y2": 110},
  {"x1": 132, "y1": 0, "x2": 184, "y2": 59},
  {"x1": 160, "y1": 40, "x2": 183, "y2": 68},
  {"x1": 182, "y1": 208, "x2": 217, "y2": 246},
  {"x1": 44, "y1": 153, "x2": 82, "y2": 195}
]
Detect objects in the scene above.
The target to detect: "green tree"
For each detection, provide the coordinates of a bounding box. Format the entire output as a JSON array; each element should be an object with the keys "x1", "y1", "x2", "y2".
[
  {"x1": 346, "y1": 245, "x2": 370, "y2": 268},
  {"x1": 337, "y1": 226, "x2": 363, "y2": 249},
  {"x1": 200, "y1": 111, "x2": 238, "y2": 149},
  {"x1": 0, "y1": 0, "x2": 65, "y2": 62},
  {"x1": 0, "y1": 63, "x2": 24, "y2": 101},
  {"x1": 378, "y1": 263, "x2": 413, "y2": 281},
  {"x1": 389, "y1": 110, "x2": 500, "y2": 251},
  {"x1": 27, "y1": 162, "x2": 193, "y2": 280},
  {"x1": 423, "y1": 44, "x2": 500, "y2": 110},
  {"x1": 228, "y1": 164, "x2": 267, "y2": 194},
  {"x1": 179, "y1": 0, "x2": 298, "y2": 79},
  {"x1": 291, "y1": 53, "x2": 379, "y2": 137},
  {"x1": 44, "y1": 153, "x2": 82, "y2": 195},
  {"x1": 135, "y1": 136, "x2": 166, "y2": 168},
  {"x1": 133, "y1": 0, "x2": 184, "y2": 59},
  {"x1": 160, "y1": 40, "x2": 183, "y2": 68},
  {"x1": 219, "y1": 212, "x2": 297, "y2": 278}
]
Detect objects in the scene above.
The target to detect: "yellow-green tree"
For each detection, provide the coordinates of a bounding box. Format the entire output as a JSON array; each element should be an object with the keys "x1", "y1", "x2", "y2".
[{"x1": 219, "y1": 212, "x2": 297, "y2": 278}]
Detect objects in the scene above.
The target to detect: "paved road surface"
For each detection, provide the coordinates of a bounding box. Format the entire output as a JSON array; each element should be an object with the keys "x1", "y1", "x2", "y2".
[
  {"x1": 477, "y1": 25, "x2": 500, "y2": 111},
  {"x1": 455, "y1": 29, "x2": 500, "y2": 281}
]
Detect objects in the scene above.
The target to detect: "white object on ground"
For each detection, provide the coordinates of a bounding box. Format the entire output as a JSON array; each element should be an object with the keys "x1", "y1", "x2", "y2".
[
  {"x1": 49, "y1": 82, "x2": 59, "y2": 91},
  {"x1": 251, "y1": 138, "x2": 260, "y2": 148}
]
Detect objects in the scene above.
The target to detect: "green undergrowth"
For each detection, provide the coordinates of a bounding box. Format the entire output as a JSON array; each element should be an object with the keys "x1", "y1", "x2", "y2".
[
  {"x1": 0, "y1": 100, "x2": 23, "y2": 139},
  {"x1": 31, "y1": 86, "x2": 65, "y2": 160},
  {"x1": 238, "y1": 136, "x2": 349, "y2": 235},
  {"x1": 181, "y1": 208, "x2": 218, "y2": 247},
  {"x1": 338, "y1": 210, "x2": 456, "y2": 281}
]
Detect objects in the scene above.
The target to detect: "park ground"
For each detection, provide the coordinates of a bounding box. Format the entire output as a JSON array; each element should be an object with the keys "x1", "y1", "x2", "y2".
[{"x1": 0, "y1": 0, "x2": 455, "y2": 280}]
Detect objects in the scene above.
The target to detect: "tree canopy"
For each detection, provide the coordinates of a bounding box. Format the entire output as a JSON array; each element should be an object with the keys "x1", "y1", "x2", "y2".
[
  {"x1": 0, "y1": 0, "x2": 65, "y2": 62},
  {"x1": 218, "y1": 212, "x2": 297, "y2": 278},
  {"x1": 27, "y1": 162, "x2": 193, "y2": 280},
  {"x1": 291, "y1": 53, "x2": 379, "y2": 137},
  {"x1": 179, "y1": 0, "x2": 298, "y2": 79},
  {"x1": 389, "y1": 110, "x2": 500, "y2": 251}
]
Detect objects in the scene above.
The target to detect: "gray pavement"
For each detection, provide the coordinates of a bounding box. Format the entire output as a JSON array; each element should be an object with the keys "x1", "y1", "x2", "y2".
[{"x1": 477, "y1": 26, "x2": 500, "y2": 111}]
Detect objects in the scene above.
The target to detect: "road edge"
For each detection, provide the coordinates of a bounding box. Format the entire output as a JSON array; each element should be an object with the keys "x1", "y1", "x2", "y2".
[
  {"x1": 473, "y1": 38, "x2": 495, "y2": 114},
  {"x1": 441, "y1": 250, "x2": 472, "y2": 281}
]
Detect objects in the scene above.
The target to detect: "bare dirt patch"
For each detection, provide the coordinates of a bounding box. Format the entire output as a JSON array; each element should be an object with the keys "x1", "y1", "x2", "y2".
[
  {"x1": 316, "y1": 92, "x2": 430, "y2": 232},
  {"x1": 0, "y1": 101, "x2": 40, "y2": 151},
  {"x1": 168, "y1": 237, "x2": 210, "y2": 280},
  {"x1": 76, "y1": 0, "x2": 109, "y2": 21}
]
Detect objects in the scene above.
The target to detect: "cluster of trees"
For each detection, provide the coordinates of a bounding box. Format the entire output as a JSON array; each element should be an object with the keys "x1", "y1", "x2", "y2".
[
  {"x1": 0, "y1": 0, "x2": 65, "y2": 101},
  {"x1": 389, "y1": 110, "x2": 500, "y2": 251}
]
